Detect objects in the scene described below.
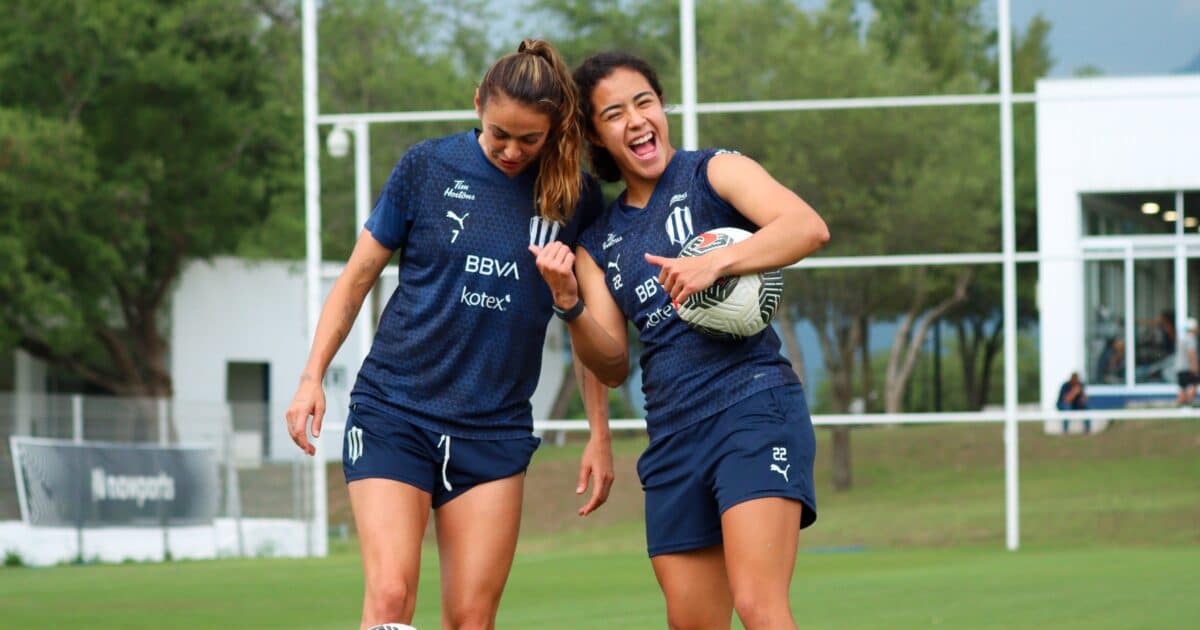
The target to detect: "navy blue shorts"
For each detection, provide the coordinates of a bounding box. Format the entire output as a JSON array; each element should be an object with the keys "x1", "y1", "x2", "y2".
[
  {"x1": 342, "y1": 403, "x2": 540, "y2": 509},
  {"x1": 637, "y1": 384, "x2": 817, "y2": 557}
]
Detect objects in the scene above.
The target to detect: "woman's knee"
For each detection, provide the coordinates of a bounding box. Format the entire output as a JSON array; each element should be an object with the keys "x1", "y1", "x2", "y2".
[
  {"x1": 442, "y1": 603, "x2": 498, "y2": 630},
  {"x1": 731, "y1": 589, "x2": 792, "y2": 629},
  {"x1": 365, "y1": 579, "x2": 417, "y2": 619}
]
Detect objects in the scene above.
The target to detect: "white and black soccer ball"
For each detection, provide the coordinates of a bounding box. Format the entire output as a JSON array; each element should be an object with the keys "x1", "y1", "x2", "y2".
[{"x1": 675, "y1": 227, "x2": 784, "y2": 340}]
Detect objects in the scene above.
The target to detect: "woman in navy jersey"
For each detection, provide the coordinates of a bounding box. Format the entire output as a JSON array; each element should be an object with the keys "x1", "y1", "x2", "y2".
[
  {"x1": 531, "y1": 52, "x2": 829, "y2": 629},
  {"x1": 285, "y1": 40, "x2": 612, "y2": 630}
]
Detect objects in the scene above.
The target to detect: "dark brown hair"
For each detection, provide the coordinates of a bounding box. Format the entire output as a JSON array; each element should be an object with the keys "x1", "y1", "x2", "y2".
[{"x1": 479, "y1": 39, "x2": 582, "y2": 222}]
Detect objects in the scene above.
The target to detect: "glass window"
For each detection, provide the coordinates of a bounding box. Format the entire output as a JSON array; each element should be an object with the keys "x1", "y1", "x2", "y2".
[
  {"x1": 1133, "y1": 259, "x2": 1176, "y2": 384},
  {"x1": 1085, "y1": 260, "x2": 1126, "y2": 385},
  {"x1": 1187, "y1": 256, "x2": 1200, "y2": 336},
  {"x1": 1081, "y1": 192, "x2": 1177, "y2": 237},
  {"x1": 1012, "y1": 1, "x2": 1200, "y2": 86},
  {"x1": 1185, "y1": 191, "x2": 1200, "y2": 233}
]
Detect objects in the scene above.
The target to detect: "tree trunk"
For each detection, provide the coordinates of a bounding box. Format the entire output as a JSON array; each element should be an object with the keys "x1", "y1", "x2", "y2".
[
  {"x1": 884, "y1": 269, "x2": 972, "y2": 413},
  {"x1": 776, "y1": 306, "x2": 807, "y2": 385},
  {"x1": 548, "y1": 360, "x2": 579, "y2": 421},
  {"x1": 859, "y1": 314, "x2": 872, "y2": 412},
  {"x1": 831, "y1": 426, "x2": 852, "y2": 491}
]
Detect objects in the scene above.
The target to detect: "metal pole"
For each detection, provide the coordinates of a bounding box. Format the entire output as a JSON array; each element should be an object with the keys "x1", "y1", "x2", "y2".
[
  {"x1": 1125, "y1": 244, "x2": 1135, "y2": 388},
  {"x1": 71, "y1": 394, "x2": 83, "y2": 443},
  {"x1": 302, "y1": 0, "x2": 328, "y2": 558},
  {"x1": 998, "y1": 0, "x2": 1020, "y2": 551},
  {"x1": 354, "y1": 122, "x2": 374, "y2": 356},
  {"x1": 1175, "y1": 191, "x2": 1187, "y2": 339},
  {"x1": 679, "y1": 0, "x2": 698, "y2": 150},
  {"x1": 71, "y1": 394, "x2": 84, "y2": 560},
  {"x1": 158, "y1": 398, "x2": 169, "y2": 446},
  {"x1": 159, "y1": 398, "x2": 170, "y2": 560}
]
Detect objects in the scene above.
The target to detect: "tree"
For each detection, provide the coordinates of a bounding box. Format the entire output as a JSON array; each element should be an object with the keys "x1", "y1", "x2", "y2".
[
  {"x1": 0, "y1": 0, "x2": 299, "y2": 396},
  {"x1": 942, "y1": 14, "x2": 1052, "y2": 410},
  {"x1": 237, "y1": 0, "x2": 495, "y2": 262}
]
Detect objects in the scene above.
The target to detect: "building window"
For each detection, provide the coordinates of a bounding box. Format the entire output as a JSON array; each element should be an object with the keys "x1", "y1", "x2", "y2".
[{"x1": 1082, "y1": 191, "x2": 1177, "y2": 236}]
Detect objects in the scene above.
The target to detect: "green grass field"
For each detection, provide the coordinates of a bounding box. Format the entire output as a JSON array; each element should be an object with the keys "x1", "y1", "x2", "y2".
[{"x1": 3, "y1": 420, "x2": 1198, "y2": 628}]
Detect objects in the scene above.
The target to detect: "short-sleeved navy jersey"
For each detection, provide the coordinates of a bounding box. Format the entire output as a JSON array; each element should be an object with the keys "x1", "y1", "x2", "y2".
[
  {"x1": 351, "y1": 130, "x2": 603, "y2": 439},
  {"x1": 578, "y1": 149, "x2": 798, "y2": 439}
]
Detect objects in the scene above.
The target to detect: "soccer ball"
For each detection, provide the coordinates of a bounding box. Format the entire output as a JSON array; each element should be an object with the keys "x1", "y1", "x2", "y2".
[{"x1": 674, "y1": 227, "x2": 784, "y2": 340}]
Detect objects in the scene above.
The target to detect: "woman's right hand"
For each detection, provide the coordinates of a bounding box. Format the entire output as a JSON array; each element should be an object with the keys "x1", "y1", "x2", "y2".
[
  {"x1": 529, "y1": 242, "x2": 580, "y2": 308},
  {"x1": 285, "y1": 375, "x2": 325, "y2": 456}
]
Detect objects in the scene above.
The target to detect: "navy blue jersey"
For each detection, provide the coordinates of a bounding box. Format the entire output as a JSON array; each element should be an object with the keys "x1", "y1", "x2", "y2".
[
  {"x1": 351, "y1": 130, "x2": 603, "y2": 439},
  {"x1": 578, "y1": 149, "x2": 798, "y2": 439}
]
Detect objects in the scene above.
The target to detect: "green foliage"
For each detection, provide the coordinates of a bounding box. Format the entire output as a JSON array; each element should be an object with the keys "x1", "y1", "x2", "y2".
[
  {"x1": 237, "y1": 0, "x2": 501, "y2": 261},
  {"x1": 810, "y1": 327, "x2": 1040, "y2": 413},
  {"x1": 3, "y1": 549, "x2": 23, "y2": 568},
  {"x1": 0, "y1": 0, "x2": 299, "y2": 393}
]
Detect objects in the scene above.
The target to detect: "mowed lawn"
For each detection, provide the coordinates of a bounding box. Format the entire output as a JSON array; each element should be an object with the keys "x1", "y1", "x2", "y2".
[
  {"x1": 1, "y1": 546, "x2": 1197, "y2": 628},
  {"x1": 3, "y1": 419, "x2": 1198, "y2": 628}
]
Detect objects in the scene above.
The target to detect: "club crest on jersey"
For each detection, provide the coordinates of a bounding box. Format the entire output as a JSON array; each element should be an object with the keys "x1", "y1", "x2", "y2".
[
  {"x1": 602, "y1": 232, "x2": 623, "y2": 250},
  {"x1": 669, "y1": 192, "x2": 688, "y2": 205},
  {"x1": 666, "y1": 205, "x2": 694, "y2": 247},
  {"x1": 529, "y1": 216, "x2": 562, "y2": 248},
  {"x1": 346, "y1": 426, "x2": 364, "y2": 465}
]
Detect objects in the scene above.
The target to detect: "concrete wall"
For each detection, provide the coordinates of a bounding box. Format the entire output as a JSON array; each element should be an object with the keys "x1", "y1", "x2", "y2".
[{"x1": 0, "y1": 518, "x2": 308, "y2": 567}]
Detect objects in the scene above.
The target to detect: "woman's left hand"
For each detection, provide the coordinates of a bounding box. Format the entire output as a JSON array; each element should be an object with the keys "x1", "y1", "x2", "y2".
[
  {"x1": 576, "y1": 434, "x2": 614, "y2": 516},
  {"x1": 644, "y1": 252, "x2": 722, "y2": 306}
]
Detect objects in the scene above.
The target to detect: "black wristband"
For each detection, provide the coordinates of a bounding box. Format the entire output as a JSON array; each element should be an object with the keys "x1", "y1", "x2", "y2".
[{"x1": 552, "y1": 297, "x2": 585, "y2": 322}]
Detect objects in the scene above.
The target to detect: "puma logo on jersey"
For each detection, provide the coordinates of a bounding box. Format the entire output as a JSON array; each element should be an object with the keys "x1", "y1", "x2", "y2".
[
  {"x1": 445, "y1": 210, "x2": 469, "y2": 230},
  {"x1": 607, "y1": 253, "x2": 621, "y2": 273},
  {"x1": 770, "y1": 464, "x2": 790, "y2": 482},
  {"x1": 446, "y1": 210, "x2": 469, "y2": 243}
]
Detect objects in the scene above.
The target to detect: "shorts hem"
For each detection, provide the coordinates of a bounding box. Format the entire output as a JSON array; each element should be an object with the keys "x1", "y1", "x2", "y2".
[
  {"x1": 647, "y1": 535, "x2": 724, "y2": 558},
  {"x1": 720, "y1": 491, "x2": 818, "y2": 529},
  {"x1": 343, "y1": 471, "x2": 434, "y2": 497},
  {"x1": 431, "y1": 467, "x2": 531, "y2": 510}
]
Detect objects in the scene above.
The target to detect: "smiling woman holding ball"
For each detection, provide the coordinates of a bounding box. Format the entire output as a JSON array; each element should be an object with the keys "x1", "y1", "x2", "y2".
[{"x1": 529, "y1": 51, "x2": 829, "y2": 630}]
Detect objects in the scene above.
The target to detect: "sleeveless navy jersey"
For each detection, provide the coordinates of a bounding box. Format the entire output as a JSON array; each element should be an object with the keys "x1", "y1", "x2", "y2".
[
  {"x1": 578, "y1": 149, "x2": 798, "y2": 439},
  {"x1": 351, "y1": 130, "x2": 603, "y2": 439}
]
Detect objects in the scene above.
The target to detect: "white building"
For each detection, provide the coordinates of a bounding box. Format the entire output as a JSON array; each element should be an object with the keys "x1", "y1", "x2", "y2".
[
  {"x1": 169, "y1": 256, "x2": 570, "y2": 462},
  {"x1": 1037, "y1": 75, "x2": 1200, "y2": 410}
]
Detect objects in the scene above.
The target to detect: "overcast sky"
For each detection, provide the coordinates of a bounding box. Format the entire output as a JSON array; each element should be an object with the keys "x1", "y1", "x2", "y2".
[
  {"x1": 496, "y1": 1, "x2": 1200, "y2": 77},
  {"x1": 1006, "y1": 0, "x2": 1200, "y2": 76}
]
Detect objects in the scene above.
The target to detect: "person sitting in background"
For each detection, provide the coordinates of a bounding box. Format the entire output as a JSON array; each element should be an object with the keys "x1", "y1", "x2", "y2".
[
  {"x1": 1096, "y1": 337, "x2": 1125, "y2": 384},
  {"x1": 1056, "y1": 372, "x2": 1090, "y2": 435}
]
